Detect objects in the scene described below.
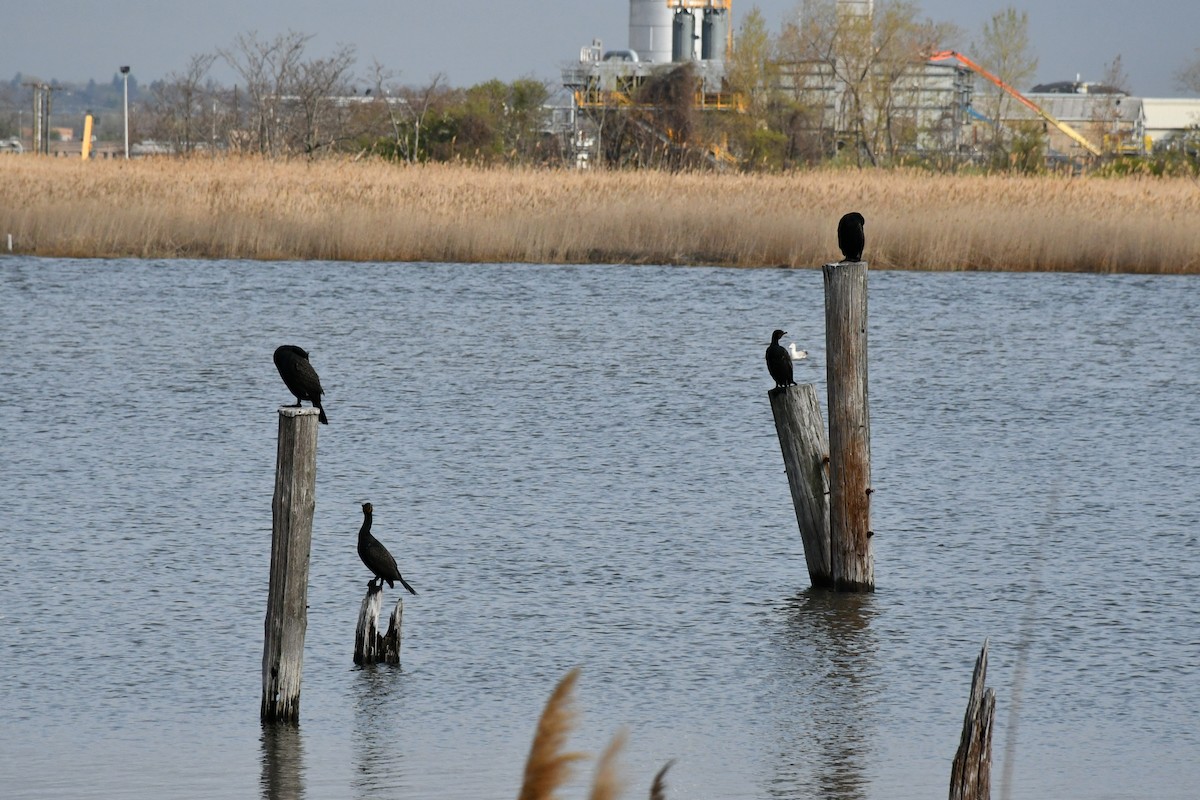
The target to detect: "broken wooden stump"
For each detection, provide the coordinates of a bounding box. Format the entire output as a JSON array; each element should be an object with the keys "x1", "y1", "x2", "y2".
[
  {"x1": 768, "y1": 383, "x2": 833, "y2": 587},
  {"x1": 950, "y1": 639, "x2": 997, "y2": 800},
  {"x1": 354, "y1": 584, "x2": 403, "y2": 665}
]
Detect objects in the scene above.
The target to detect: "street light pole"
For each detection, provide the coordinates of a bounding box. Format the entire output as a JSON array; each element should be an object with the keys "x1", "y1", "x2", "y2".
[{"x1": 120, "y1": 65, "x2": 130, "y2": 159}]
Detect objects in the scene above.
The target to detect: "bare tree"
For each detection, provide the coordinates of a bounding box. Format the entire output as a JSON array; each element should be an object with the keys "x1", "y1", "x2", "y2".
[
  {"x1": 1086, "y1": 54, "x2": 1136, "y2": 155},
  {"x1": 220, "y1": 30, "x2": 312, "y2": 155},
  {"x1": 1175, "y1": 48, "x2": 1200, "y2": 94},
  {"x1": 287, "y1": 44, "x2": 357, "y2": 155},
  {"x1": 147, "y1": 53, "x2": 217, "y2": 153},
  {"x1": 368, "y1": 60, "x2": 409, "y2": 157},
  {"x1": 971, "y1": 8, "x2": 1038, "y2": 165},
  {"x1": 782, "y1": 0, "x2": 944, "y2": 166},
  {"x1": 400, "y1": 73, "x2": 446, "y2": 163}
]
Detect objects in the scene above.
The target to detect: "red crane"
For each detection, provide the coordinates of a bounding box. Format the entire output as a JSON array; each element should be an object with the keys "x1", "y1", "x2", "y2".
[{"x1": 928, "y1": 49, "x2": 1103, "y2": 157}]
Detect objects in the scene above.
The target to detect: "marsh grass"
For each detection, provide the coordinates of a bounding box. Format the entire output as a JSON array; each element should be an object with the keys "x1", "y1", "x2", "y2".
[{"x1": 2, "y1": 157, "x2": 1198, "y2": 272}]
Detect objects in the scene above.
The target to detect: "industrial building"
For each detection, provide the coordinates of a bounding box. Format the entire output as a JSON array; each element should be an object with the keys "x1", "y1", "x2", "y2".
[
  {"x1": 561, "y1": 0, "x2": 737, "y2": 167},
  {"x1": 561, "y1": 0, "x2": 977, "y2": 166},
  {"x1": 562, "y1": 0, "x2": 1200, "y2": 167}
]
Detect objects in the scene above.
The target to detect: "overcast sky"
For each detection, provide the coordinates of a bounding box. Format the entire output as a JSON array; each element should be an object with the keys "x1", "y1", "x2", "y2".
[{"x1": 4, "y1": 0, "x2": 1198, "y2": 97}]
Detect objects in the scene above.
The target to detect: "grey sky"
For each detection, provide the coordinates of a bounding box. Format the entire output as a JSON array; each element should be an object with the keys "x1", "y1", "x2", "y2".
[{"x1": 4, "y1": 1, "x2": 1198, "y2": 97}]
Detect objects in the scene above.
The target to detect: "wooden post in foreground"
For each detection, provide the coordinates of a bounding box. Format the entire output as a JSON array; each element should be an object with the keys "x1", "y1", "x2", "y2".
[
  {"x1": 354, "y1": 587, "x2": 403, "y2": 665},
  {"x1": 950, "y1": 640, "x2": 996, "y2": 800},
  {"x1": 768, "y1": 384, "x2": 833, "y2": 587},
  {"x1": 261, "y1": 406, "x2": 319, "y2": 723},
  {"x1": 823, "y1": 260, "x2": 874, "y2": 591}
]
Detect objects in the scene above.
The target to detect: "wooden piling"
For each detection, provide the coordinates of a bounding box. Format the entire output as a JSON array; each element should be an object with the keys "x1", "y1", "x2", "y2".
[
  {"x1": 950, "y1": 640, "x2": 996, "y2": 800},
  {"x1": 261, "y1": 406, "x2": 320, "y2": 723},
  {"x1": 768, "y1": 384, "x2": 833, "y2": 587},
  {"x1": 354, "y1": 586, "x2": 403, "y2": 665},
  {"x1": 822, "y1": 260, "x2": 874, "y2": 591}
]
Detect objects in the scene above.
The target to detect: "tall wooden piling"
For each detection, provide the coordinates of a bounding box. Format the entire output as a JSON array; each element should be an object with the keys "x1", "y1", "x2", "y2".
[
  {"x1": 823, "y1": 260, "x2": 874, "y2": 591},
  {"x1": 768, "y1": 384, "x2": 833, "y2": 587},
  {"x1": 261, "y1": 406, "x2": 320, "y2": 723},
  {"x1": 354, "y1": 587, "x2": 404, "y2": 665},
  {"x1": 950, "y1": 640, "x2": 996, "y2": 800}
]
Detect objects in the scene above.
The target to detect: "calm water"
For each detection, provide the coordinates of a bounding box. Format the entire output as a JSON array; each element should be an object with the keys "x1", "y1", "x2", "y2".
[{"x1": 1, "y1": 257, "x2": 1197, "y2": 800}]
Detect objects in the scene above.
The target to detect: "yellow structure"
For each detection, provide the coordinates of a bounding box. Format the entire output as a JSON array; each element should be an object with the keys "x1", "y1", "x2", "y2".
[{"x1": 81, "y1": 114, "x2": 94, "y2": 160}]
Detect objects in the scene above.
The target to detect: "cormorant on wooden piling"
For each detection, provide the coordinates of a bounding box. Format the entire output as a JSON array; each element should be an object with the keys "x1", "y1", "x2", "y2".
[
  {"x1": 766, "y1": 329, "x2": 797, "y2": 389},
  {"x1": 837, "y1": 212, "x2": 866, "y2": 262},
  {"x1": 357, "y1": 503, "x2": 417, "y2": 595},
  {"x1": 273, "y1": 344, "x2": 328, "y2": 424}
]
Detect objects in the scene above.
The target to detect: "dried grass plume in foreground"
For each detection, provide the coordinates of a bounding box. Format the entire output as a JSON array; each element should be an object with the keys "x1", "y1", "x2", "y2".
[
  {"x1": 518, "y1": 667, "x2": 587, "y2": 800},
  {"x1": 517, "y1": 669, "x2": 672, "y2": 800},
  {"x1": 588, "y1": 728, "x2": 628, "y2": 800}
]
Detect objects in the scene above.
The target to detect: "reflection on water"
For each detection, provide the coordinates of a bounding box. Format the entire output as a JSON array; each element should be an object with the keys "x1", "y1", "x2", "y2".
[
  {"x1": 767, "y1": 590, "x2": 879, "y2": 800},
  {"x1": 353, "y1": 665, "x2": 408, "y2": 800},
  {"x1": 260, "y1": 725, "x2": 305, "y2": 800}
]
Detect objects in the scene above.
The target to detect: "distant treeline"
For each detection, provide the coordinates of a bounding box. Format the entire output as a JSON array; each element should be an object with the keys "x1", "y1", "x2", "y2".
[{"x1": 4, "y1": 10, "x2": 1200, "y2": 175}]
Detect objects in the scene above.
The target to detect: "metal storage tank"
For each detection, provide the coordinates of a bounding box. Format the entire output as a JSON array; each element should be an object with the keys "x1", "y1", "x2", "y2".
[
  {"x1": 672, "y1": 9, "x2": 696, "y2": 62},
  {"x1": 701, "y1": 9, "x2": 727, "y2": 61},
  {"x1": 629, "y1": 0, "x2": 674, "y2": 63}
]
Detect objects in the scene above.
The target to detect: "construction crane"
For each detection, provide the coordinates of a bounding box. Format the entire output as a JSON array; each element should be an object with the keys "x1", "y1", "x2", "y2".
[{"x1": 928, "y1": 50, "x2": 1103, "y2": 157}]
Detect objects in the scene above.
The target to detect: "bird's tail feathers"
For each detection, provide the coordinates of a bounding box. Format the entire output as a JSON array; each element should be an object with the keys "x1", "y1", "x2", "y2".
[
  {"x1": 316, "y1": 401, "x2": 329, "y2": 425},
  {"x1": 399, "y1": 575, "x2": 417, "y2": 596}
]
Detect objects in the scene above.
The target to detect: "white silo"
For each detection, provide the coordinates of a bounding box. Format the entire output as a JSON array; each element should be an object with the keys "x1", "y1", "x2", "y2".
[{"x1": 629, "y1": 0, "x2": 674, "y2": 63}]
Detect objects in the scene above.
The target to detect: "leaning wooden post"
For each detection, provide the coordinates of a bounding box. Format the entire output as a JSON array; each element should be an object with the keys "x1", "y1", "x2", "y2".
[
  {"x1": 354, "y1": 588, "x2": 403, "y2": 665},
  {"x1": 949, "y1": 639, "x2": 996, "y2": 800},
  {"x1": 768, "y1": 384, "x2": 833, "y2": 587},
  {"x1": 261, "y1": 406, "x2": 319, "y2": 723},
  {"x1": 823, "y1": 259, "x2": 874, "y2": 591}
]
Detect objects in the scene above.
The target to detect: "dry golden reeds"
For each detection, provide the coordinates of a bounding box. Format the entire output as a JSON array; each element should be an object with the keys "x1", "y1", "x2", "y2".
[
  {"x1": 2, "y1": 156, "x2": 1198, "y2": 272},
  {"x1": 516, "y1": 669, "x2": 673, "y2": 800},
  {"x1": 588, "y1": 728, "x2": 628, "y2": 800},
  {"x1": 648, "y1": 759, "x2": 674, "y2": 800},
  {"x1": 518, "y1": 667, "x2": 587, "y2": 800}
]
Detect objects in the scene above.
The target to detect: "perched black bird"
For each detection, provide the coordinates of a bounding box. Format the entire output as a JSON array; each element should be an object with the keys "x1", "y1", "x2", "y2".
[
  {"x1": 837, "y1": 212, "x2": 866, "y2": 262},
  {"x1": 357, "y1": 503, "x2": 417, "y2": 595},
  {"x1": 273, "y1": 345, "x2": 328, "y2": 424},
  {"x1": 766, "y1": 329, "x2": 796, "y2": 389}
]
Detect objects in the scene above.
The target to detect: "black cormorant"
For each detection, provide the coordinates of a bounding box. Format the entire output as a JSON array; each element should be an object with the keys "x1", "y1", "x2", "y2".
[
  {"x1": 766, "y1": 329, "x2": 796, "y2": 389},
  {"x1": 273, "y1": 344, "x2": 328, "y2": 424},
  {"x1": 357, "y1": 503, "x2": 417, "y2": 595},
  {"x1": 837, "y1": 212, "x2": 866, "y2": 262}
]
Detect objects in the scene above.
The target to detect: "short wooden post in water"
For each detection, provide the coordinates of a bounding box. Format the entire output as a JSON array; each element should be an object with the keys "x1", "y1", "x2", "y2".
[
  {"x1": 354, "y1": 587, "x2": 403, "y2": 665},
  {"x1": 823, "y1": 260, "x2": 875, "y2": 591},
  {"x1": 768, "y1": 384, "x2": 833, "y2": 587},
  {"x1": 261, "y1": 406, "x2": 320, "y2": 723},
  {"x1": 950, "y1": 639, "x2": 996, "y2": 800}
]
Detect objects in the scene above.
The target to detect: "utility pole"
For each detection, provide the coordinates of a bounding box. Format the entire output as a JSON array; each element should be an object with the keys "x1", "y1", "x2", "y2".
[
  {"x1": 22, "y1": 82, "x2": 41, "y2": 154},
  {"x1": 120, "y1": 65, "x2": 131, "y2": 159}
]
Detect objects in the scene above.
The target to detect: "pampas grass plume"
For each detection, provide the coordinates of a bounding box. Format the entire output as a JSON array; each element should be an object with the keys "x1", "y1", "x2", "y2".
[
  {"x1": 588, "y1": 728, "x2": 628, "y2": 800},
  {"x1": 649, "y1": 760, "x2": 674, "y2": 800},
  {"x1": 518, "y1": 667, "x2": 587, "y2": 800}
]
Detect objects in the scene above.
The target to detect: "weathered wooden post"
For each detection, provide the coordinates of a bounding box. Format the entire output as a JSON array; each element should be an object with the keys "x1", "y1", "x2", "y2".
[
  {"x1": 768, "y1": 384, "x2": 833, "y2": 587},
  {"x1": 354, "y1": 588, "x2": 403, "y2": 665},
  {"x1": 823, "y1": 259, "x2": 874, "y2": 591},
  {"x1": 261, "y1": 406, "x2": 319, "y2": 723},
  {"x1": 950, "y1": 640, "x2": 996, "y2": 800}
]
